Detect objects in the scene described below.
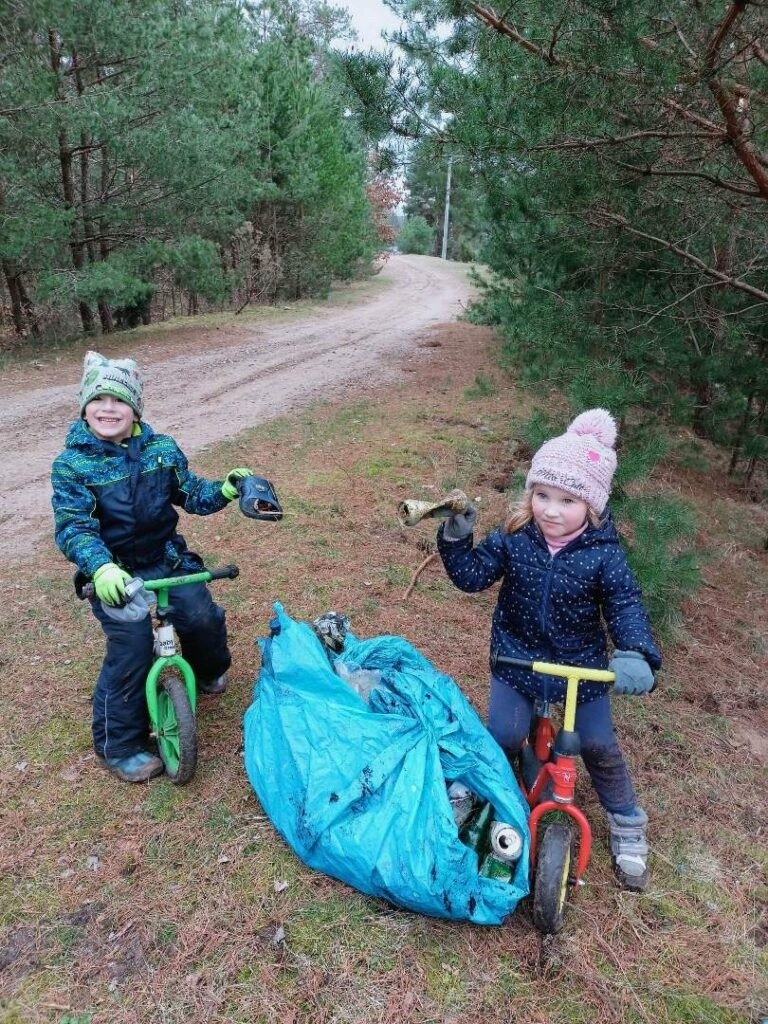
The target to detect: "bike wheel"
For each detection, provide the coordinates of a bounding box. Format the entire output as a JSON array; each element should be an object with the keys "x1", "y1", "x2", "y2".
[
  {"x1": 532, "y1": 821, "x2": 574, "y2": 934},
  {"x1": 154, "y1": 672, "x2": 197, "y2": 784}
]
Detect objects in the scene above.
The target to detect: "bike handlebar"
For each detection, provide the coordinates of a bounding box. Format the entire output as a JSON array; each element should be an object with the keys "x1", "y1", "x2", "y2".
[
  {"x1": 207, "y1": 564, "x2": 240, "y2": 581},
  {"x1": 79, "y1": 564, "x2": 240, "y2": 600},
  {"x1": 492, "y1": 652, "x2": 615, "y2": 684}
]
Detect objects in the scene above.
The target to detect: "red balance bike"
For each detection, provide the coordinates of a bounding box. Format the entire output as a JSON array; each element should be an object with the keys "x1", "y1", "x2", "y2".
[{"x1": 493, "y1": 654, "x2": 615, "y2": 934}]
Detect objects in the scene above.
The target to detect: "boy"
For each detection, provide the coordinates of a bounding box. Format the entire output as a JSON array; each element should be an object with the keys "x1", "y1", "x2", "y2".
[{"x1": 52, "y1": 351, "x2": 256, "y2": 783}]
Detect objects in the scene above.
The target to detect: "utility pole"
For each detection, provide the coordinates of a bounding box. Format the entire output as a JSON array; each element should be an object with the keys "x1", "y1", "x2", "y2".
[{"x1": 441, "y1": 156, "x2": 453, "y2": 260}]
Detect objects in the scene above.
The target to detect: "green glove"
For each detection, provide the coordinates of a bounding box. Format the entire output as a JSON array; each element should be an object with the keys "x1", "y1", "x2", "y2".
[
  {"x1": 221, "y1": 467, "x2": 254, "y2": 501},
  {"x1": 93, "y1": 563, "x2": 132, "y2": 607}
]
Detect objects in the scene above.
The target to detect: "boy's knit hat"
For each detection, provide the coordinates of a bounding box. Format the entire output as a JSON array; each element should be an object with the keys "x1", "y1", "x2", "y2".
[
  {"x1": 78, "y1": 350, "x2": 144, "y2": 417},
  {"x1": 526, "y1": 408, "x2": 618, "y2": 513}
]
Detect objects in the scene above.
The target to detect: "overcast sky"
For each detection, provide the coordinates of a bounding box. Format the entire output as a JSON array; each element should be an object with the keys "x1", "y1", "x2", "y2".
[{"x1": 340, "y1": 0, "x2": 403, "y2": 49}]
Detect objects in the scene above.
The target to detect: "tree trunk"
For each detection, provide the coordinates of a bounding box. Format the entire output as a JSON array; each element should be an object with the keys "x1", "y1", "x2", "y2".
[
  {"x1": 98, "y1": 302, "x2": 114, "y2": 332},
  {"x1": 49, "y1": 31, "x2": 94, "y2": 333},
  {"x1": 2, "y1": 261, "x2": 27, "y2": 336},
  {"x1": 95, "y1": 132, "x2": 120, "y2": 333},
  {"x1": 0, "y1": 178, "x2": 39, "y2": 337},
  {"x1": 16, "y1": 274, "x2": 40, "y2": 335},
  {"x1": 745, "y1": 398, "x2": 766, "y2": 484},
  {"x1": 728, "y1": 393, "x2": 754, "y2": 475}
]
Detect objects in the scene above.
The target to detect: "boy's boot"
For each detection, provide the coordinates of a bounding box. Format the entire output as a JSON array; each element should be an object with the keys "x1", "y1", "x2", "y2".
[
  {"x1": 100, "y1": 750, "x2": 164, "y2": 783},
  {"x1": 198, "y1": 673, "x2": 227, "y2": 695},
  {"x1": 607, "y1": 807, "x2": 649, "y2": 891}
]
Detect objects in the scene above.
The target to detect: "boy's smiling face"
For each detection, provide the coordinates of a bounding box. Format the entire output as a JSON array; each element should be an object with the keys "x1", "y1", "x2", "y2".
[{"x1": 84, "y1": 394, "x2": 137, "y2": 442}]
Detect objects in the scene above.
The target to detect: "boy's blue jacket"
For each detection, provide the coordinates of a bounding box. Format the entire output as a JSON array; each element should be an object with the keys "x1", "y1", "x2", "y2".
[
  {"x1": 51, "y1": 419, "x2": 228, "y2": 577},
  {"x1": 437, "y1": 512, "x2": 661, "y2": 704}
]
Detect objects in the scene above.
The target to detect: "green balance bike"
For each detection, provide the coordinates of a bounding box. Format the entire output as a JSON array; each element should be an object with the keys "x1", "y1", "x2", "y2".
[
  {"x1": 79, "y1": 474, "x2": 283, "y2": 784},
  {"x1": 82, "y1": 565, "x2": 240, "y2": 784}
]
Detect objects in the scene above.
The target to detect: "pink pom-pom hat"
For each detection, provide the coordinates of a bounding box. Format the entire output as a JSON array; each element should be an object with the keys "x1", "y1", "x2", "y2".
[{"x1": 525, "y1": 408, "x2": 618, "y2": 513}]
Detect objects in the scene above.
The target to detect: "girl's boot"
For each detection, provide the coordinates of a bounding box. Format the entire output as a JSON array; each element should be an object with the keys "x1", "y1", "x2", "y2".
[{"x1": 607, "y1": 807, "x2": 649, "y2": 891}]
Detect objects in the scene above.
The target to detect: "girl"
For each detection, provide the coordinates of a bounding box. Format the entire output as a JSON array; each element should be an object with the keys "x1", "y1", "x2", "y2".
[{"x1": 436, "y1": 409, "x2": 660, "y2": 890}]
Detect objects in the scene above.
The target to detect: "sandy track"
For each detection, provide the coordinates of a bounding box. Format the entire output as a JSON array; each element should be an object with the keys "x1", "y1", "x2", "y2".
[{"x1": 0, "y1": 255, "x2": 473, "y2": 565}]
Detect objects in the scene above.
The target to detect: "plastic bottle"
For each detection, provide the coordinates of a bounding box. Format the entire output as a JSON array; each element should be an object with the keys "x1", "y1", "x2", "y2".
[{"x1": 446, "y1": 781, "x2": 477, "y2": 829}]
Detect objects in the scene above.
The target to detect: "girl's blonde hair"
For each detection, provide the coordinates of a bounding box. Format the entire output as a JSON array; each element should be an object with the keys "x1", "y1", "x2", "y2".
[{"x1": 504, "y1": 490, "x2": 603, "y2": 534}]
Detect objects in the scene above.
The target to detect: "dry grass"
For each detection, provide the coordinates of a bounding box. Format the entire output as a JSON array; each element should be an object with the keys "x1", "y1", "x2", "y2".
[{"x1": 1, "y1": 321, "x2": 766, "y2": 1024}]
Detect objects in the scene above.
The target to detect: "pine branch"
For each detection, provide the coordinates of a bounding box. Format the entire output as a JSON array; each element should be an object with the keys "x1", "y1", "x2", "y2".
[
  {"x1": 532, "y1": 129, "x2": 724, "y2": 151},
  {"x1": 592, "y1": 210, "x2": 768, "y2": 303},
  {"x1": 467, "y1": 3, "x2": 570, "y2": 67},
  {"x1": 607, "y1": 158, "x2": 762, "y2": 197},
  {"x1": 703, "y1": 0, "x2": 768, "y2": 198},
  {"x1": 661, "y1": 99, "x2": 726, "y2": 135}
]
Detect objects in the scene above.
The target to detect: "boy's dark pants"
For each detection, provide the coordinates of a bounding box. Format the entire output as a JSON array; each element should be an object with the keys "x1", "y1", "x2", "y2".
[
  {"x1": 488, "y1": 675, "x2": 638, "y2": 814},
  {"x1": 90, "y1": 564, "x2": 231, "y2": 760}
]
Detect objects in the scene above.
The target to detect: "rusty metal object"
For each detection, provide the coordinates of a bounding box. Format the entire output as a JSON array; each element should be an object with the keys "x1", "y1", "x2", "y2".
[{"x1": 397, "y1": 488, "x2": 470, "y2": 527}]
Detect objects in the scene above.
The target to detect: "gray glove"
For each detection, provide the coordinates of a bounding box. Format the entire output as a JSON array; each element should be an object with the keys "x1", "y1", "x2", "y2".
[
  {"x1": 610, "y1": 650, "x2": 654, "y2": 695},
  {"x1": 442, "y1": 503, "x2": 477, "y2": 542},
  {"x1": 99, "y1": 578, "x2": 156, "y2": 622}
]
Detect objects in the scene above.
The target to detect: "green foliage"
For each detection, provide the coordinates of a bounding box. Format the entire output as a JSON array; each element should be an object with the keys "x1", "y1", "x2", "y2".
[
  {"x1": 616, "y1": 494, "x2": 700, "y2": 637},
  {"x1": 518, "y1": 408, "x2": 557, "y2": 454},
  {"x1": 165, "y1": 237, "x2": 229, "y2": 303},
  {"x1": 39, "y1": 258, "x2": 155, "y2": 310},
  {"x1": 403, "y1": 140, "x2": 489, "y2": 261},
  {"x1": 464, "y1": 373, "x2": 496, "y2": 398},
  {"x1": 0, "y1": 0, "x2": 380, "y2": 337},
  {"x1": 398, "y1": 215, "x2": 435, "y2": 255},
  {"x1": 342, "y1": 0, "x2": 768, "y2": 481}
]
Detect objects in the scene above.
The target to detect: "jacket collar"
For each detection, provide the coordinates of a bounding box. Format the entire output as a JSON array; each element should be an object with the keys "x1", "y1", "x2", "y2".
[
  {"x1": 65, "y1": 418, "x2": 153, "y2": 453},
  {"x1": 523, "y1": 508, "x2": 618, "y2": 552}
]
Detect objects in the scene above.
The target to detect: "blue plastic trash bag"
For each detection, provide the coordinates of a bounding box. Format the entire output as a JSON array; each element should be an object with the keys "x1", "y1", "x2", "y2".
[{"x1": 243, "y1": 603, "x2": 530, "y2": 924}]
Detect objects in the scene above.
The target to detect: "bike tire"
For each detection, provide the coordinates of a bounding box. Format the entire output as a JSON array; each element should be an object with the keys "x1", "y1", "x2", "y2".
[
  {"x1": 154, "y1": 672, "x2": 197, "y2": 785},
  {"x1": 532, "y1": 820, "x2": 574, "y2": 935}
]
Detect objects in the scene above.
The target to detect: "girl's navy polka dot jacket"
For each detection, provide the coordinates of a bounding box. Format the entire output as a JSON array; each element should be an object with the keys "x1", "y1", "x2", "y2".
[{"x1": 437, "y1": 511, "x2": 662, "y2": 705}]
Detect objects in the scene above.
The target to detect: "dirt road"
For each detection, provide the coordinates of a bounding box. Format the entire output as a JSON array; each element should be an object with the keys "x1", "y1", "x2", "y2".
[{"x1": 0, "y1": 255, "x2": 473, "y2": 566}]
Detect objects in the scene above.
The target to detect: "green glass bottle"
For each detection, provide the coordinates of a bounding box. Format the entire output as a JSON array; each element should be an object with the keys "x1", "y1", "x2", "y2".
[
  {"x1": 479, "y1": 852, "x2": 514, "y2": 882},
  {"x1": 459, "y1": 800, "x2": 494, "y2": 856}
]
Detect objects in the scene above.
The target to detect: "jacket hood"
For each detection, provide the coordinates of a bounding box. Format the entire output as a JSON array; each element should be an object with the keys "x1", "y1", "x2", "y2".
[{"x1": 64, "y1": 418, "x2": 155, "y2": 453}]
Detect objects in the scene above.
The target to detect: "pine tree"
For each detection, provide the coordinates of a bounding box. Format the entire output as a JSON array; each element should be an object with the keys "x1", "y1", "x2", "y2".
[
  {"x1": 1, "y1": 0, "x2": 381, "y2": 337},
  {"x1": 341, "y1": 0, "x2": 768, "y2": 480}
]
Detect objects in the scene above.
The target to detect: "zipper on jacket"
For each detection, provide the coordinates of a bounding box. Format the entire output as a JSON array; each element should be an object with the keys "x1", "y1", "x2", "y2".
[{"x1": 539, "y1": 554, "x2": 556, "y2": 637}]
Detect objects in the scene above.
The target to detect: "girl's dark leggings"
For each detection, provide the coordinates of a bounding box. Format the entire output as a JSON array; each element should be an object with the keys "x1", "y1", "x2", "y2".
[{"x1": 488, "y1": 675, "x2": 637, "y2": 815}]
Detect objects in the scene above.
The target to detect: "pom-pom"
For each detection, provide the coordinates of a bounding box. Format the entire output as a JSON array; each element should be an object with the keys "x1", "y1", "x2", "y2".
[{"x1": 566, "y1": 408, "x2": 617, "y2": 448}]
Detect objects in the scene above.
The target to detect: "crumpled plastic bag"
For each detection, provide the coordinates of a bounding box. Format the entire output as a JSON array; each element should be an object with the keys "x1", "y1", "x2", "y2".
[{"x1": 243, "y1": 603, "x2": 530, "y2": 925}]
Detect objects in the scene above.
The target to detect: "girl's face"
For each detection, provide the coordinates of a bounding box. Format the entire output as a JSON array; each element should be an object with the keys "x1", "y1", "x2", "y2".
[
  {"x1": 531, "y1": 485, "x2": 590, "y2": 539},
  {"x1": 84, "y1": 394, "x2": 137, "y2": 442}
]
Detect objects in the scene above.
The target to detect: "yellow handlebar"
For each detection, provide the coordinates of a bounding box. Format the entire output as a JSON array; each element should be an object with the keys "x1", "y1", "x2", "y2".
[
  {"x1": 530, "y1": 661, "x2": 615, "y2": 733},
  {"x1": 492, "y1": 654, "x2": 616, "y2": 732},
  {"x1": 530, "y1": 660, "x2": 615, "y2": 684}
]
